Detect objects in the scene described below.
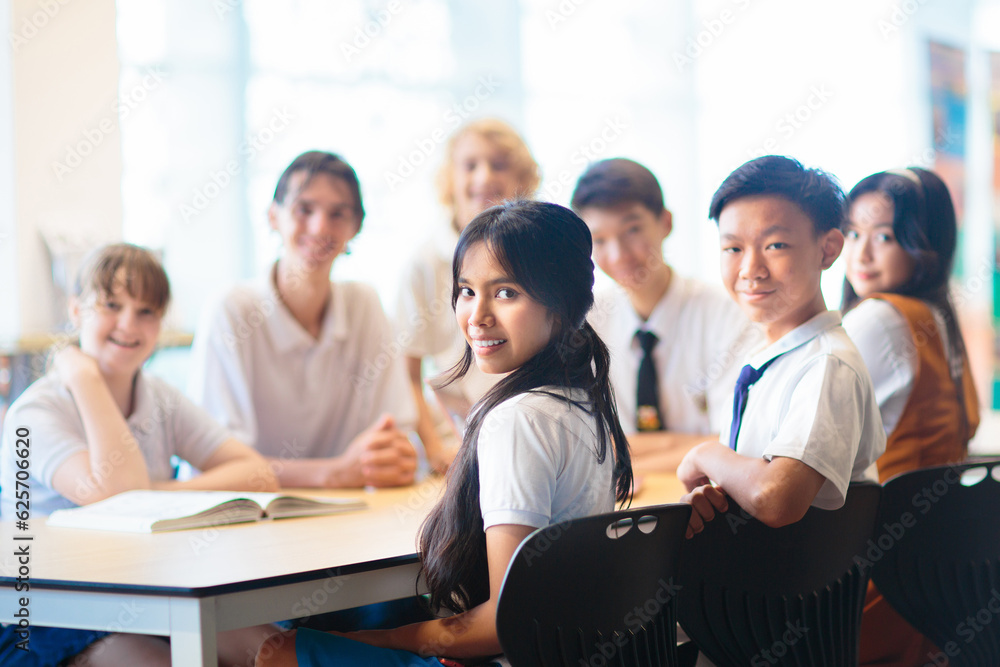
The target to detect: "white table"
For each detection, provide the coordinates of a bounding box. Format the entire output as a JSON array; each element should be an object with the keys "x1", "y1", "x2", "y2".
[{"x1": 0, "y1": 474, "x2": 685, "y2": 666}]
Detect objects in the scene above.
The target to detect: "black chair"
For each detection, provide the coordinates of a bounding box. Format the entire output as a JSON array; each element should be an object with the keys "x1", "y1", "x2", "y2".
[
  {"x1": 870, "y1": 458, "x2": 1000, "y2": 667},
  {"x1": 496, "y1": 503, "x2": 692, "y2": 667},
  {"x1": 676, "y1": 482, "x2": 882, "y2": 667}
]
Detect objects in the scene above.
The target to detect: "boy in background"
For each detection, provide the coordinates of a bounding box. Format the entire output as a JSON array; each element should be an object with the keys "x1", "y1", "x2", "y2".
[{"x1": 572, "y1": 158, "x2": 750, "y2": 472}]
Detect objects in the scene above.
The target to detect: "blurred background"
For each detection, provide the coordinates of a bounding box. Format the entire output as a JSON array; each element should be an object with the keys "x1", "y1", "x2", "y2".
[{"x1": 1, "y1": 0, "x2": 999, "y2": 441}]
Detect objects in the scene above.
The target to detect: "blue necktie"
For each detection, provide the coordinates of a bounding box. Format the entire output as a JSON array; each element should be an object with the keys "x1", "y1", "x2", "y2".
[
  {"x1": 635, "y1": 330, "x2": 664, "y2": 431},
  {"x1": 728, "y1": 356, "x2": 780, "y2": 450}
]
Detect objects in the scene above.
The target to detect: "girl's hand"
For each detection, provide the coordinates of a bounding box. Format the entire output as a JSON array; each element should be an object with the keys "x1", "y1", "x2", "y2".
[{"x1": 53, "y1": 346, "x2": 102, "y2": 390}]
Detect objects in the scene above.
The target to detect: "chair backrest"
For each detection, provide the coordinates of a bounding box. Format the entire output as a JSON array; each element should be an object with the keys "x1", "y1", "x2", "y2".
[
  {"x1": 495, "y1": 503, "x2": 692, "y2": 667},
  {"x1": 870, "y1": 458, "x2": 1000, "y2": 667},
  {"x1": 675, "y1": 482, "x2": 882, "y2": 667}
]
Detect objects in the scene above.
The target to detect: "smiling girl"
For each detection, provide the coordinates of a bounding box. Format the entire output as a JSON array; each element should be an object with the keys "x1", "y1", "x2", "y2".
[
  {"x1": 0, "y1": 243, "x2": 278, "y2": 666},
  {"x1": 257, "y1": 200, "x2": 632, "y2": 666},
  {"x1": 841, "y1": 168, "x2": 980, "y2": 667}
]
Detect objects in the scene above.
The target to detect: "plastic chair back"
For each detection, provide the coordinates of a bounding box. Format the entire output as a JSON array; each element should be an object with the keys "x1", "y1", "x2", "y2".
[
  {"x1": 870, "y1": 458, "x2": 1000, "y2": 667},
  {"x1": 676, "y1": 482, "x2": 882, "y2": 667},
  {"x1": 496, "y1": 503, "x2": 692, "y2": 667}
]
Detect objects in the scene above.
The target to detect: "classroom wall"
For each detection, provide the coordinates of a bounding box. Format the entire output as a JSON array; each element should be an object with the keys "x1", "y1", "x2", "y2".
[{"x1": 3, "y1": 0, "x2": 123, "y2": 339}]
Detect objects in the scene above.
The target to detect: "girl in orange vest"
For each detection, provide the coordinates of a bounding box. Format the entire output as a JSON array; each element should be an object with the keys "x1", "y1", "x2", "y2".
[{"x1": 841, "y1": 167, "x2": 979, "y2": 667}]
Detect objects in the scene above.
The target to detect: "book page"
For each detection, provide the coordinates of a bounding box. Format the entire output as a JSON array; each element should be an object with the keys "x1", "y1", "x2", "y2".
[{"x1": 46, "y1": 490, "x2": 263, "y2": 533}]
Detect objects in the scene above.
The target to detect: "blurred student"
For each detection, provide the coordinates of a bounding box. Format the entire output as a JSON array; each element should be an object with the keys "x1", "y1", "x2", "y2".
[
  {"x1": 841, "y1": 167, "x2": 979, "y2": 667},
  {"x1": 571, "y1": 158, "x2": 750, "y2": 471},
  {"x1": 189, "y1": 151, "x2": 417, "y2": 488},
  {"x1": 396, "y1": 119, "x2": 540, "y2": 472},
  {"x1": 677, "y1": 155, "x2": 885, "y2": 537},
  {"x1": 0, "y1": 243, "x2": 278, "y2": 667}
]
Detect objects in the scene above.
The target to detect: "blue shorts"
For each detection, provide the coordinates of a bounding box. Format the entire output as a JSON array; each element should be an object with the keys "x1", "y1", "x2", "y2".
[
  {"x1": 0, "y1": 624, "x2": 109, "y2": 667},
  {"x1": 293, "y1": 628, "x2": 444, "y2": 667}
]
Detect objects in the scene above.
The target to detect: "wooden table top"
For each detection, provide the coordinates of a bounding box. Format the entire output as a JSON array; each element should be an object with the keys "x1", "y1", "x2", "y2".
[{"x1": 0, "y1": 474, "x2": 685, "y2": 593}]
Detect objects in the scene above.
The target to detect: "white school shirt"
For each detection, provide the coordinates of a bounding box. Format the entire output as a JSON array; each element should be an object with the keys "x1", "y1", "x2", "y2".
[
  {"x1": 395, "y1": 230, "x2": 497, "y2": 403},
  {"x1": 718, "y1": 311, "x2": 885, "y2": 509},
  {"x1": 590, "y1": 275, "x2": 756, "y2": 436},
  {"x1": 187, "y1": 270, "x2": 416, "y2": 460},
  {"x1": 0, "y1": 372, "x2": 228, "y2": 516},
  {"x1": 477, "y1": 387, "x2": 616, "y2": 530},
  {"x1": 842, "y1": 299, "x2": 916, "y2": 435},
  {"x1": 843, "y1": 298, "x2": 953, "y2": 435}
]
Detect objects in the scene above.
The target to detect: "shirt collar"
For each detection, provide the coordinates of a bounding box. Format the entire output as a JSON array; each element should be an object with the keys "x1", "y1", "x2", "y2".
[
  {"x1": 261, "y1": 263, "x2": 346, "y2": 354},
  {"x1": 748, "y1": 310, "x2": 842, "y2": 367}
]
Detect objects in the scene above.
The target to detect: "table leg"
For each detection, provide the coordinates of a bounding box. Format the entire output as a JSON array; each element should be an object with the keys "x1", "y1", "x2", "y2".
[{"x1": 169, "y1": 596, "x2": 217, "y2": 667}]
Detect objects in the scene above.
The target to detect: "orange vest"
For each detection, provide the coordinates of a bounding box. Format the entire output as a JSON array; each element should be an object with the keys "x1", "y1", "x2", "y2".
[{"x1": 859, "y1": 294, "x2": 979, "y2": 667}]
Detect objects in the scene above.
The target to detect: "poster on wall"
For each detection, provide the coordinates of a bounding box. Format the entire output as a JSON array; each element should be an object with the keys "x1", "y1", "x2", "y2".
[
  {"x1": 929, "y1": 41, "x2": 967, "y2": 239},
  {"x1": 991, "y1": 52, "x2": 1000, "y2": 409}
]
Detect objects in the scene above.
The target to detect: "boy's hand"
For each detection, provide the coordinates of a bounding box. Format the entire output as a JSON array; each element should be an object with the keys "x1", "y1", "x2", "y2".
[
  {"x1": 53, "y1": 346, "x2": 102, "y2": 390},
  {"x1": 336, "y1": 414, "x2": 417, "y2": 488},
  {"x1": 681, "y1": 483, "x2": 729, "y2": 539},
  {"x1": 676, "y1": 441, "x2": 718, "y2": 491}
]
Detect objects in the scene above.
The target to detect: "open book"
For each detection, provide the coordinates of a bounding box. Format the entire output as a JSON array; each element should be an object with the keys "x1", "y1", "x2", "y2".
[{"x1": 46, "y1": 490, "x2": 367, "y2": 533}]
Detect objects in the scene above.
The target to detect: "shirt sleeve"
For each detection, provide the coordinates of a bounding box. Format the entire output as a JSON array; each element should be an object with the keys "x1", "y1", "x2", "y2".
[
  {"x1": 187, "y1": 294, "x2": 260, "y2": 448},
  {"x1": 4, "y1": 382, "x2": 86, "y2": 490},
  {"x1": 763, "y1": 355, "x2": 867, "y2": 508},
  {"x1": 477, "y1": 400, "x2": 562, "y2": 530},
  {"x1": 160, "y1": 381, "x2": 230, "y2": 471},
  {"x1": 842, "y1": 300, "x2": 916, "y2": 435},
  {"x1": 354, "y1": 285, "x2": 418, "y2": 435},
  {"x1": 395, "y1": 253, "x2": 453, "y2": 359}
]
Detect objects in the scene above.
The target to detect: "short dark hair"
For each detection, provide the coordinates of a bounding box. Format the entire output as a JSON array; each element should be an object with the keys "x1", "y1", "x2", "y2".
[
  {"x1": 570, "y1": 158, "x2": 665, "y2": 216},
  {"x1": 708, "y1": 155, "x2": 845, "y2": 234},
  {"x1": 272, "y1": 151, "x2": 365, "y2": 226}
]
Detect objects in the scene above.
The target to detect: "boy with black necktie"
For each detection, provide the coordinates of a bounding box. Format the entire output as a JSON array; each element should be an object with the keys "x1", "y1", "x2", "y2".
[{"x1": 572, "y1": 159, "x2": 751, "y2": 472}]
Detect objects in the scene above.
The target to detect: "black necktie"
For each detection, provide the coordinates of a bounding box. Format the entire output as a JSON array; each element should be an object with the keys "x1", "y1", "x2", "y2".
[
  {"x1": 728, "y1": 356, "x2": 781, "y2": 450},
  {"x1": 635, "y1": 330, "x2": 664, "y2": 432}
]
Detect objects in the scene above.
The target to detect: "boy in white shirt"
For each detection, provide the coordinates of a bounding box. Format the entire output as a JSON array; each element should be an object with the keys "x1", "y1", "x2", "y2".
[
  {"x1": 678, "y1": 155, "x2": 885, "y2": 535},
  {"x1": 571, "y1": 158, "x2": 752, "y2": 472}
]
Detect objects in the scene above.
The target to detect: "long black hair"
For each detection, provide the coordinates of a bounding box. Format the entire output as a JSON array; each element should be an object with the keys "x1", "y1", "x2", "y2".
[
  {"x1": 419, "y1": 200, "x2": 633, "y2": 614},
  {"x1": 840, "y1": 167, "x2": 971, "y2": 404}
]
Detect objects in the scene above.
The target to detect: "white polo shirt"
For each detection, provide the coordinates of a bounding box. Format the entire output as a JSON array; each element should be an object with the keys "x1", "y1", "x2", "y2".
[
  {"x1": 477, "y1": 387, "x2": 616, "y2": 530},
  {"x1": 590, "y1": 275, "x2": 756, "y2": 436},
  {"x1": 719, "y1": 311, "x2": 885, "y2": 509},
  {"x1": 395, "y1": 231, "x2": 497, "y2": 402},
  {"x1": 188, "y1": 269, "x2": 416, "y2": 460},
  {"x1": 0, "y1": 372, "x2": 228, "y2": 516}
]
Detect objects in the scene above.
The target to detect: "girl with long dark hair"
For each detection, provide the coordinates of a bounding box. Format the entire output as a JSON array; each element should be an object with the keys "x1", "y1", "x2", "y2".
[
  {"x1": 257, "y1": 200, "x2": 632, "y2": 665},
  {"x1": 841, "y1": 167, "x2": 979, "y2": 667}
]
